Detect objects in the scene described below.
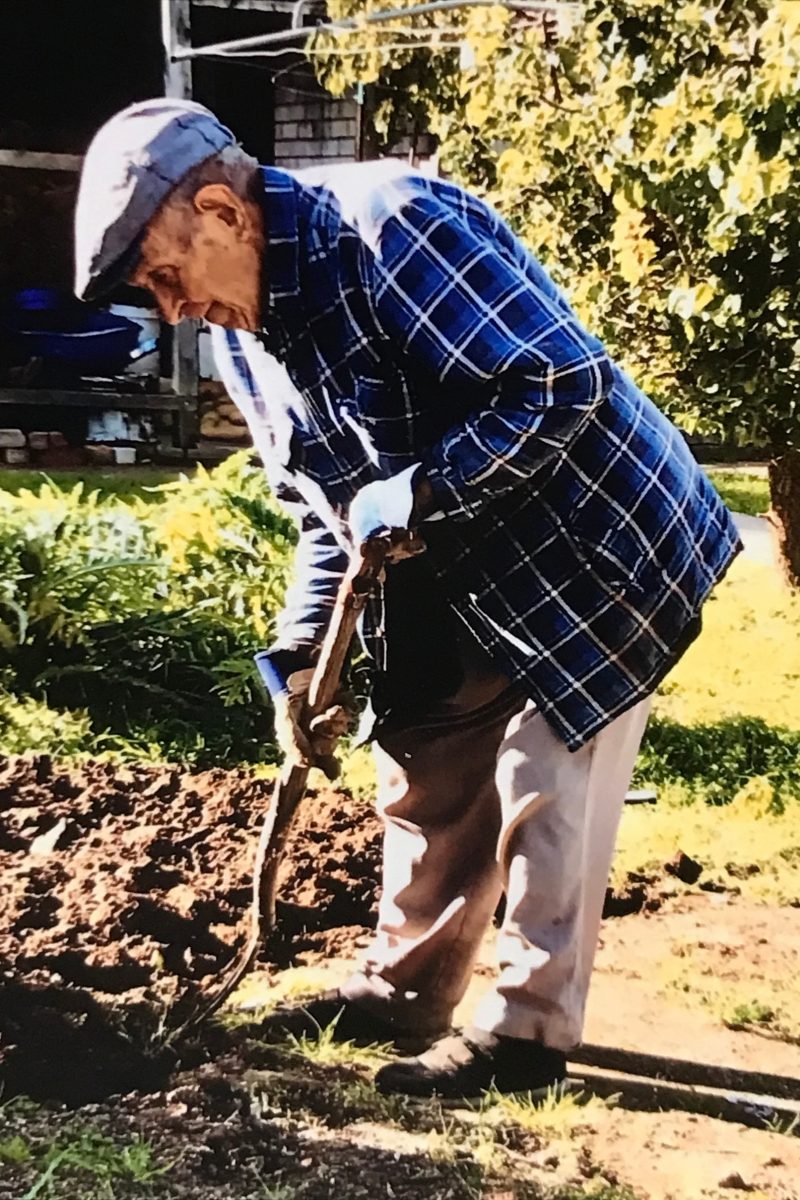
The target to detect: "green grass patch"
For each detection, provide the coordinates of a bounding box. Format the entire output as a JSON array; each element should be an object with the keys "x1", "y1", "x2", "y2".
[
  {"x1": 635, "y1": 716, "x2": 800, "y2": 806},
  {"x1": 0, "y1": 1134, "x2": 33, "y2": 1164},
  {"x1": 9, "y1": 1130, "x2": 174, "y2": 1199},
  {"x1": 282, "y1": 1016, "x2": 393, "y2": 1068},
  {"x1": 482, "y1": 1085, "x2": 610, "y2": 1138},
  {"x1": 653, "y1": 557, "x2": 800, "y2": 732},
  {"x1": 706, "y1": 469, "x2": 770, "y2": 516},
  {"x1": 0, "y1": 466, "x2": 181, "y2": 505},
  {"x1": 617, "y1": 552, "x2": 800, "y2": 898}
]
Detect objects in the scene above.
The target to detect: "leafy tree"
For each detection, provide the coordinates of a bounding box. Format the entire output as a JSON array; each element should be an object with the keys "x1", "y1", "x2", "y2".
[{"x1": 314, "y1": 0, "x2": 800, "y2": 582}]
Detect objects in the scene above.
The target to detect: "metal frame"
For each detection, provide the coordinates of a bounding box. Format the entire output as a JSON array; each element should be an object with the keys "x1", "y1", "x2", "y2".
[
  {"x1": 172, "y1": 0, "x2": 579, "y2": 60},
  {"x1": 161, "y1": 0, "x2": 201, "y2": 424},
  {"x1": 0, "y1": 150, "x2": 82, "y2": 172}
]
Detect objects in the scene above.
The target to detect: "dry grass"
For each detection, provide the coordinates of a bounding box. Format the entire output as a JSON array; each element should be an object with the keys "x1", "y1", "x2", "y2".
[
  {"x1": 614, "y1": 783, "x2": 800, "y2": 904},
  {"x1": 652, "y1": 557, "x2": 800, "y2": 732},
  {"x1": 657, "y1": 952, "x2": 800, "y2": 1045},
  {"x1": 483, "y1": 1086, "x2": 611, "y2": 1139}
]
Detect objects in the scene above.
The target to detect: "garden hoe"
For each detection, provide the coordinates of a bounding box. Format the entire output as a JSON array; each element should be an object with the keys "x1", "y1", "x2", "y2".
[{"x1": 170, "y1": 536, "x2": 391, "y2": 1040}]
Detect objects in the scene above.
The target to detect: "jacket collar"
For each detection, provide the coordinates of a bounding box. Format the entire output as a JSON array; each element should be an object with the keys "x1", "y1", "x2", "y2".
[{"x1": 259, "y1": 166, "x2": 301, "y2": 317}]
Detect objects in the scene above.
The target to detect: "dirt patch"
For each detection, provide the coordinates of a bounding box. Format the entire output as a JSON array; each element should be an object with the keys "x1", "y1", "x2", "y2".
[
  {"x1": 0, "y1": 753, "x2": 769, "y2": 1106},
  {"x1": 2, "y1": 756, "x2": 800, "y2": 1199},
  {"x1": 587, "y1": 893, "x2": 800, "y2": 1080},
  {"x1": 0, "y1": 755, "x2": 382, "y2": 1103}
]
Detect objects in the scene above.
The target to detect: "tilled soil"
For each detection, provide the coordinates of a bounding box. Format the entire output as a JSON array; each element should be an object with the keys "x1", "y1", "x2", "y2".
[
  {"x1": 2, "y1": 756, "x2": 800, "y2": 1199},
  {"x1": 0, "y1": 755, "x2": 382, "y2": 1103}
]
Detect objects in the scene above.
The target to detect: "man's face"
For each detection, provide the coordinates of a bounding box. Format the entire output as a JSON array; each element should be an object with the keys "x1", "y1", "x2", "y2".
[{"x1": 130, "y1": 184, "x2": 263, "y2": 331}]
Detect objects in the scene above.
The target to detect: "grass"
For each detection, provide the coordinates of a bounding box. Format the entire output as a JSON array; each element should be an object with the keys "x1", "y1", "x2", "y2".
[
  {"x1": 333, "y1": 1078, "x2": 414, "y2": 1124},
  {"x1": 337, "y1": 744, "x2": 379, "y2": 800},
  {"x1": 614, "y1": 550, "x2": 800, "y2": 903},
  {"x1": 657, "y1": 954, "x2": 800, "y2": 1045},
  {"x1": 650, "y1": 556, "x2": 800, "y2": 732},
  {"x1": 0, "y1": 1133, "x2": 33, "y2": 1164},
  {"x1": 11, "y1": 1130, "x2": 174, "y2": 1199},
  {"x1": 614, "y1": 782, "x2": 800, "y2": 904},
  {"x1": 283, "y1": 1016, "x2": 393, "y2": 1068},
  {"x1": 253, "y1": 1185, "x2": 297, "y2": 1200},
  {"x1": 706, "y1": 468, "x2": 770, "y2": 516},
  {"x1": 219, "y1": 966, "x2": 335, "y2": 1029},
  {"x1": 723, "y1": 997, "x2": 778, "y2": 1030},
  {"x1": 482, "y1": 1086, "x2": 611, "y2": 1139},
  {"x1": 0, "y1": 465, "x2": 181, "y2": 504}
]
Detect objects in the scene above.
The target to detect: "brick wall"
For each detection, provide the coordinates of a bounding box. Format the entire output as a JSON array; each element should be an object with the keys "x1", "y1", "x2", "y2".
[{"x1": 272, "y1": 67, "x2": 358, "y2": 168}]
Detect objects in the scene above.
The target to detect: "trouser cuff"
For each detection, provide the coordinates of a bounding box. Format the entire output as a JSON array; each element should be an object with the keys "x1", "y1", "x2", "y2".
[
  {"x1": 471, "y1": 994, "x2": 580, "y2": 1051},
  {"x1": 341, "y1": 970, "x2": 453, "y2": 1037}
]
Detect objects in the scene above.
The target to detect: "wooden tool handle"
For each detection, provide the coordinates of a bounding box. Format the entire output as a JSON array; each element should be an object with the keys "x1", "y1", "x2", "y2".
[
  {"x1": 308, "y1": 538, "x2": 387, "y2": 714},
  {"x1": 169, "y1": 540, "x2": 387, "y2": 1039}
]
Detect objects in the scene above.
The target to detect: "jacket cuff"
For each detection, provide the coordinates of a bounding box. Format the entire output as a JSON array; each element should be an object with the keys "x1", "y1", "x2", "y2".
[{"x1": 254, "y1": 647, "x2": 315, "y2": 699}]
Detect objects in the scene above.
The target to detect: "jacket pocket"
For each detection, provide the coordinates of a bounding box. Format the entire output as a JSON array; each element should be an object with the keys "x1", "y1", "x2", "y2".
[{"x1": 574, "y1": 520, "x2": 664, "y2": 599}]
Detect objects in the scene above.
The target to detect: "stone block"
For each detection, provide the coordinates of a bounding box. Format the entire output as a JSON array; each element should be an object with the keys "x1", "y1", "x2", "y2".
[
  {"x1": 32, "y1": 446, "x2": 86, "y2": 468},
  {"x1": 28, "y1": 431, "x2": 50, "y2": 450},
  {"x1": 274, "y1": 103, "x2": 307, "y2": 121},
  {"x1": 3, "y1": 446, "x2": 30, "y2": 464},
  {"x1": 330, "y1": 118, "x2": 357, "y2": 139},
  {"x1": 289, "y1": 141, "x2": 318, "y2": 159},
  {"x1": 85, "y1": 444, "x2": 115, "y2": 466},
  {"x1": 0, "y1": 429, "x2": 26, "y2": 449}
]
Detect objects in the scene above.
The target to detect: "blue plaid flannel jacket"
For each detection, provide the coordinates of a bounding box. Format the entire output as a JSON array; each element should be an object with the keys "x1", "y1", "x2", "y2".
[{"x1": 212, "y1": 161, "x2": 741, "y2": 750}]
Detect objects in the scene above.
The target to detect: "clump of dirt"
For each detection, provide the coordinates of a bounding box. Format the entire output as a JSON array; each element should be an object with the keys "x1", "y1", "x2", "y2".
[{"x1": 0, "y1": 755, "x2": 382, "y2": 1103}]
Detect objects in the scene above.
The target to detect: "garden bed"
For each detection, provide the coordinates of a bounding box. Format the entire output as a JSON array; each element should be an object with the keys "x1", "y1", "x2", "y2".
[
  {"x1": 0, "y1": 756, "x2": 382, "y2": 1105},
  {"x1": 2, "y1": 756, "x2": 799, "y2": 1199}
]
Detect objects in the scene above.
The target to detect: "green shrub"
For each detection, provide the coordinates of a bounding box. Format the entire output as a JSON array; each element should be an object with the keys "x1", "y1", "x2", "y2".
[
  {"x1": 706, "y1": 470, "x2": 770, "y2": 517},
  {"x1": 634, "y1": 715, "x2": 800, "y2": 808},
  {"x1": 0, "y1": 453, "x2": 295, "y2": 765},
  {"x1": 0, "y1": 692, "x2": 94, "y2": 757}
]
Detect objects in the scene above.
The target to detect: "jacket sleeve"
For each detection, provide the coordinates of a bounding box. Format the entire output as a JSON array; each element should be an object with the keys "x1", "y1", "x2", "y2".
[
  {"x1": 269, "y1": 480, "x2": 350, "y2": 656},
  {"x1": 210, "y1": 324, "x2": 348, "y2": 694},
  {"x1": 370, "y1": 192, "x2": 614, "y2": 520},
  {"x1": 253, "y1": 479, "x2": 350, "y2": 696}
]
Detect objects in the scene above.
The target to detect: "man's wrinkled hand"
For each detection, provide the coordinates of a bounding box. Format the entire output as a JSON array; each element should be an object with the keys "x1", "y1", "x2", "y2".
[{"x1": 272, "y1": 668, "x2": 354, "y2": 781}]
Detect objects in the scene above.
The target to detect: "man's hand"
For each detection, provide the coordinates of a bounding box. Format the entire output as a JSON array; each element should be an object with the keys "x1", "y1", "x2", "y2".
[
  {"x1": 348, "y1": 462, "x2": 436, "y2": 549},
  {"x1": 272, "y1": 668, "x2": 353, "y2": 781}
]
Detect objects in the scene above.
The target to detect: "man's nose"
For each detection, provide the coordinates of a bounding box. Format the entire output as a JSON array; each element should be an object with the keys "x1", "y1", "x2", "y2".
[{"x1": 155, "y1": 288, "x2": 183, "y2": 325}]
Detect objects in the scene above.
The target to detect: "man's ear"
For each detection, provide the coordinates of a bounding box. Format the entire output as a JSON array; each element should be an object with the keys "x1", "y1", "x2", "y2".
[{"x1": 193, "y1": 183, "x2": 246, "y2": 231}]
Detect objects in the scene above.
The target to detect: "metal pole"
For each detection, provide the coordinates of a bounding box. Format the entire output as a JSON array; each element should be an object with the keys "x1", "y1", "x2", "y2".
[
  {"x1": 161, "y1": 0, "x2": 200, "y2": 450},
  {"x1": 162, "y1": 0, "x2": 193, "y2": 97},
  {"x1": 171, "y1": 0, "x2": 580, "y2": 61}
]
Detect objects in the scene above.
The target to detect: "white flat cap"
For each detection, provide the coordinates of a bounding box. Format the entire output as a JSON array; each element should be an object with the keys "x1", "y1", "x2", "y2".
[{"x1": 74, "y1": 98, "x2": 235, "y2": 302}]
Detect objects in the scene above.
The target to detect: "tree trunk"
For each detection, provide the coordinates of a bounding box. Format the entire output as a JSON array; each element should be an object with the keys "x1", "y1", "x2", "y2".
[{"x1": 767, "y1": 450, "x2": 800, "y2": 587}]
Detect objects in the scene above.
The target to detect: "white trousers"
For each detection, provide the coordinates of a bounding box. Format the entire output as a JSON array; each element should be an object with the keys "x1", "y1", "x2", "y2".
[{"x1": 343, "y1": 677, "x2": 650, "y2": 1050}]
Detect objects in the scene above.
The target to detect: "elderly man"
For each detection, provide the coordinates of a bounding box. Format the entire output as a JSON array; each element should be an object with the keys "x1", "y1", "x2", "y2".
[{"x1": 75, "y1": 99, "x2": 740, "y2": 1100}]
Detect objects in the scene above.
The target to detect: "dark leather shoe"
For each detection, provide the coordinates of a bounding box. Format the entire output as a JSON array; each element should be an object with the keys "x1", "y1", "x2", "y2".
[
  {"x1": 258, "y1": 989, "x2": 444, "y2": 1055},
  {"x1": 374, "y1": 1026, "x2": 567, "y2": 1100}
]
